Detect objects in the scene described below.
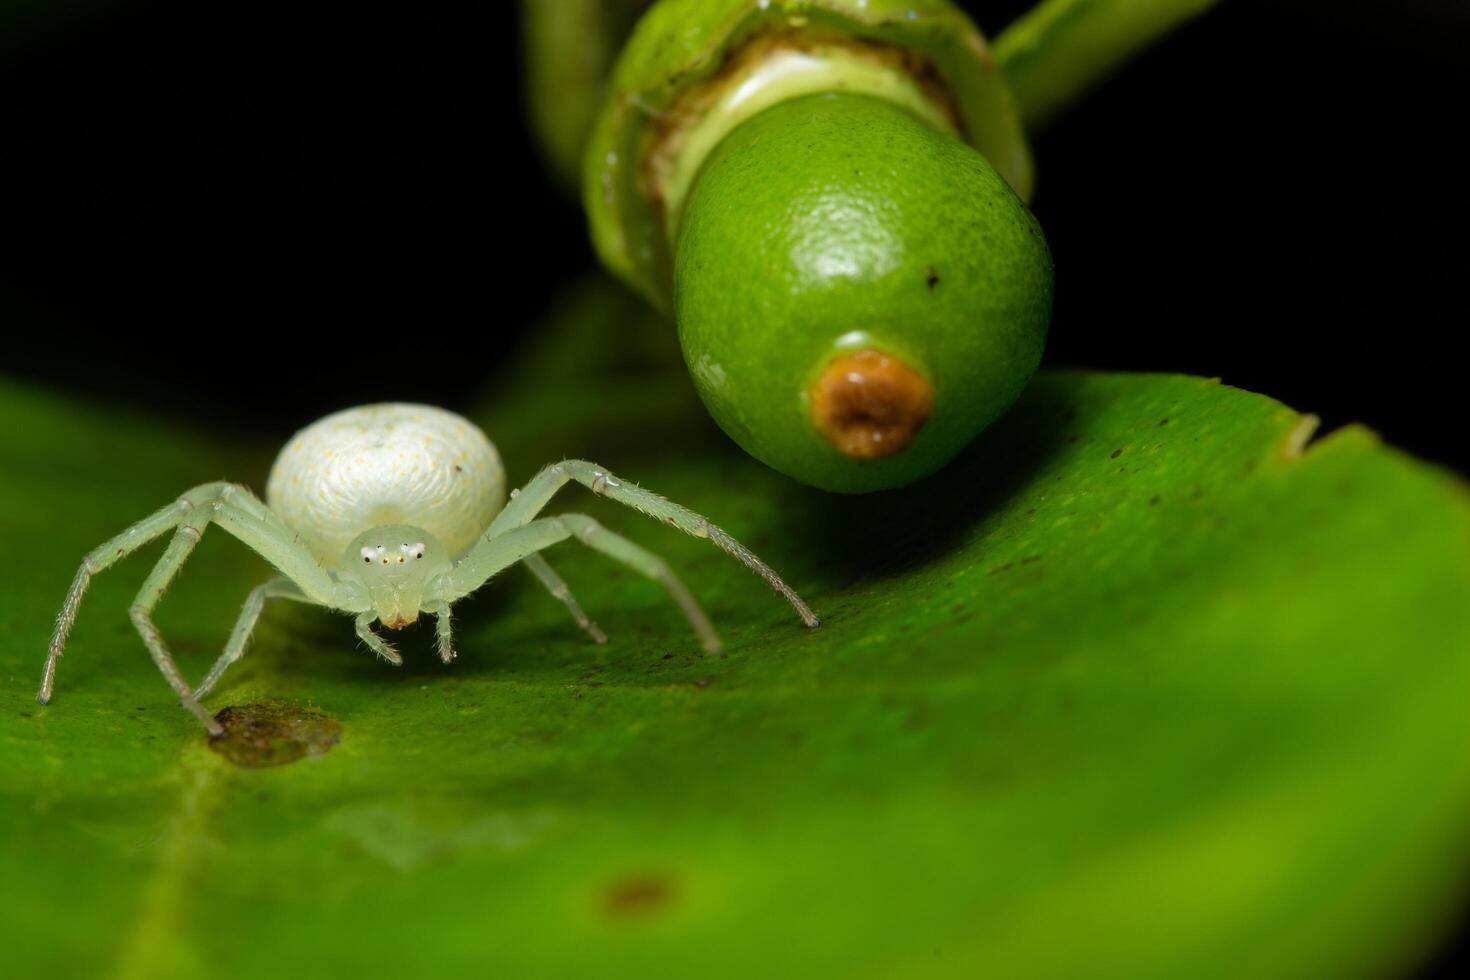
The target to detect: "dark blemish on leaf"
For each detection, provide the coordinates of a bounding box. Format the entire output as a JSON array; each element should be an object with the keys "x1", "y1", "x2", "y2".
[
  {"x1": 1021, "y1": 555, "x2": 1042, "y2": 565},
  {"x1": 602, "y1": 873, "x2": 677, "y2": 920},
  {"x1": 208, "y1": 701, "x2": 341, "y2": 768},
  {"x1": 661, "y1": 653, "x2": 674, "y2": 660},
  {"x1": 1149, "y1": 495, "x2": 1161, "y2": 506},
  {"x1": 988, "y1": 562, "x2": 1014, "y2": 575},
  {"x1": 20, "y1": 711, "x2": 32, "y2": 719},
  {"x1": 1110, "y1": 448, "x2": 1123, "y2": 459},
  {"x1": 925, "y1": 267, "x2": 940, "y2": 289},
  {"x1": 454, "y1": 464, "x2": 463, "y2": 474},
  {"x1": 1159, "y1": 418, "x2": 1170, "y2": 427}
]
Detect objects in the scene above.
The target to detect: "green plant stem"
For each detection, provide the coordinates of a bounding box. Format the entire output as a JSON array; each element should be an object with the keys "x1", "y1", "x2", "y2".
[{"x1": 993, "y1": 0, "x2": 1221, "y2": 130}]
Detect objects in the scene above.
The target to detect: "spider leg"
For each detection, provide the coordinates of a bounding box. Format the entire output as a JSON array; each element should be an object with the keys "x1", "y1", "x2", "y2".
[
  {"x1": 39, "y1": 482, "x2": 230, "y2": 705},
  {"x1": 129, "y1": 518, "x2": 224, "y2": 734},
  {"x1": 523, "y1": 553, "x2": 607, "y2": 645},
  {"x1": 354, "y1": 612, "x2": 403, "y2": 666},
  {"x1": 193, "y1": 577, "x2": 309, "y2": 701},
  {"x1": 457, "y1": 460, "x2": 818, "y2": 628},
  {"x1": 426, "y1": 601, "x2": 456, "y2": 663},
  {"x1": 445, "y1": 515, "x2": 721, "y2": 654},
  {"x1": 40, "y1": 482, "x2": 358, "y2": 733}
]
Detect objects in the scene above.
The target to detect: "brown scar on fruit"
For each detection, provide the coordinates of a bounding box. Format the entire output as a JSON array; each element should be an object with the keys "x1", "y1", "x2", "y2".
[
  {"x1": 809, "y1": 349, "x2": 934, "y2": 459},
  {"x1": 208, "y1": 700, "x2": 341, "y2": 768}
]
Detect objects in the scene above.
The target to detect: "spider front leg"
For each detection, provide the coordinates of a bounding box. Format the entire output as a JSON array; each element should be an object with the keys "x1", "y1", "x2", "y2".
[
  {"x1": 40, "y1": 481, "x2": 230, "y2": 706},
  {"x1": 40, "y1": 482, "x2": 355, "y2": 734},
  {"x1": 481, "y1": 460, "x2": 819, "y2": 628}
]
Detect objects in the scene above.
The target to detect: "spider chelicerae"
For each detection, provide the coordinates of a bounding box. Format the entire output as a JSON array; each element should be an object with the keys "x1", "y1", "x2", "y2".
[{"x1": 37, "y1": 403, "x2": 819, "y2": 734}]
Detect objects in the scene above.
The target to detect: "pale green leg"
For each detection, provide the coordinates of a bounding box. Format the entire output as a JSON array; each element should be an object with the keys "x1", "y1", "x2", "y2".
[
  {"x1": 193, "y1": 578, "x2": 308, "y2": 701},
  {"x1": 354, "y1": 612, "x2": 404, "y2": 666},
  {"x1": 129, "y1": 518, "x2": 222, "y2": 734},
  {"x1": 475, "y1": 460, "x2": 818, "y2": 628},
  {"x1": 40, "y1": 482, "x2": 354, "y2": 734},
  {"x1": 426, "y1": 601, "x2": 455, "y2": 663},
  {"x1": 558, "y1": 513, "x2": 719, "y2": 654},
  {"x1": 445, "y1": 514, "x2": 722, "y2": 655},
  {"x1": 523, "y1": 553, "x2": 607, "y2": 645},
  {"x1": 39, "y1": 481, "x2": 228, "y2": 705}
]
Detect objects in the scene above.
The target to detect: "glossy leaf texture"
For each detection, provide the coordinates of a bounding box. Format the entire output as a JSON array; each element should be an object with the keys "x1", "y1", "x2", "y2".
[{"x1": 3, "y1": 279, "x2": 1469, "y2": 979}]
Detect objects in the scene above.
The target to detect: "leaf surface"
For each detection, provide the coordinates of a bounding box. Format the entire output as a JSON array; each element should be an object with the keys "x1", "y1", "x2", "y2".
[{"x1": 3, "y1": 283, "x2": 1469, "y2": 979}]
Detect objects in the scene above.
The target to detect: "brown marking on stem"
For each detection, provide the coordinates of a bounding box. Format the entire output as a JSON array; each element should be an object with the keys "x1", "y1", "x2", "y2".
[{"x1": 809, "y1": 349, "x2": 934, "y2": 459}]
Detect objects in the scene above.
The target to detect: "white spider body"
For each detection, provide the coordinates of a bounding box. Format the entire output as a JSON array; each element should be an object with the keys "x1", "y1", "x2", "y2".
[
  {"x1": 39, "y1": 403, "x2": 818, "y2": 735},
  {"x1": 266, "y1": 404, "x2": 505, "y2": 563}
]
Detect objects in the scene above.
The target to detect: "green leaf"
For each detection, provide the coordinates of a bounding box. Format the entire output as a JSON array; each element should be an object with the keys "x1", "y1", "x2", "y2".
[{"x1": 4, "y1": 281, "x2": 1469, "y2": 979}]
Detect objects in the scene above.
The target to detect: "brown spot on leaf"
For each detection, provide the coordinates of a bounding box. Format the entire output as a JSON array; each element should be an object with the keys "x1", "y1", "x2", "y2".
[
  {"x1": 602, "y1": 873, "x2": 677, "y2": 920},
  {"x1": 208, "y1": 701, "x2": 340, "y2": 768},
  {"x1": 809, "y1": 349, "x2": 934, "y2": 459},
  {"x1": 925, "y1": 267, "x2": 940, "y2": 289}
]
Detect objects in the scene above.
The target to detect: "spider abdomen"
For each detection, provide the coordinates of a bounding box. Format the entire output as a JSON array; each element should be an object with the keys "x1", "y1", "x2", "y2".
[{"x1": 265, "y1": 404, "x2": 505, "y2": 563}]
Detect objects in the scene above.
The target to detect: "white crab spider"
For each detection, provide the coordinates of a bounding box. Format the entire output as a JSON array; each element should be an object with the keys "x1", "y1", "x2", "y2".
[{"x1": 37, "y1": 403, "x2": 819, "y2": 735}]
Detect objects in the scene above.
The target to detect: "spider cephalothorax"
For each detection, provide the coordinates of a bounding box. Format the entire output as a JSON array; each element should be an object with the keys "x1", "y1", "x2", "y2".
[{"x1": 38, "y1": 404, "x2": 818, "y2": 734}]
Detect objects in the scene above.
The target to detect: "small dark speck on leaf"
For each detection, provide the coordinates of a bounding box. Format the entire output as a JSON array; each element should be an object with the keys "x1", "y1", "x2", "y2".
[
  {"x1": 602, "y1": 873, "x2": 677, "y2": 920},
  {"x1": 1159, "y1": 418, "x2": 1170, "y2": 426},
  {"x1": 1110, "y1": 448, "x2": 1123, "y2": 459},
  {"x1": 1149, "y1": 495, "x2": 1161, "y2": 506},
  {"x1": 1021, "y1": 555, "x2": 1042, "y2": 565},
  {"x1": 926, "y1": 267, "x2": 940, "y2": 289}
]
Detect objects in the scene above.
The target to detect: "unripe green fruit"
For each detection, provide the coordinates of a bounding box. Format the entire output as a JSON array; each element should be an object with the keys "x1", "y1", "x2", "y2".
[
  {"x1": 585, "y1": 0, "x2": 1046, "y2": 492},
  {"x1": 675, "y1": 92, "x2": 1052, "y2": 493}
]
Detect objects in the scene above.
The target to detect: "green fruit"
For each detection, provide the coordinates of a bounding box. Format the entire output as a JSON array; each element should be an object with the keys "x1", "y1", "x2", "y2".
[
  {"x1": 675, "y1": 92, "x2": 1052, "y2": 492},
  {"x1": 584, "y1": 0, "x2": 1045, "y2": 492}
]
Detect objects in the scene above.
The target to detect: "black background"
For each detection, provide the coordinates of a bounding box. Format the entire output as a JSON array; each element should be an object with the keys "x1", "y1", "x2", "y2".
[
  {"x1": 2, "y1": 0, "x2": 1466, "y2": 468},
  {"x1": 2, "y1": 1, "x2": 1467, "y2": 972}
]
